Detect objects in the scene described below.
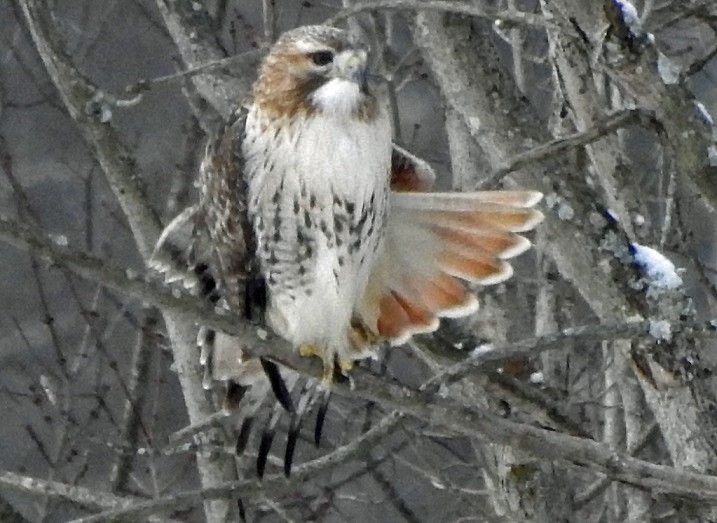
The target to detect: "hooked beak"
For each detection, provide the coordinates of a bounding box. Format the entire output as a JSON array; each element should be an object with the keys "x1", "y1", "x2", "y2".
[{"x1": 336, "y1": 49, "x2": 369, "y2": 92}]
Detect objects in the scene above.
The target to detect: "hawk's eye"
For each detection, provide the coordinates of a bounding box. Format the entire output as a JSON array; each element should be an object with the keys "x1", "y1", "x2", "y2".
[{"x1": 309, "y1": 51, "x2": 334, "y2": 67}]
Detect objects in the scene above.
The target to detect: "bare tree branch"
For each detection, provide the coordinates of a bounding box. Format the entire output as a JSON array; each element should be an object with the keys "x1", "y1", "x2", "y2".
[
  {"x1": 0, "y1": 470, "x2": 140, "y2": 511},
  {"x1": 17, "y1": 2, "x2": 241, "y2": 520},
  {"x1": 6, "y1": 213, "x2": 717, "y2": 521},
  {"x1": 70, "y1": 412, "x2": 404, "y2": 522},
  {"x1": 5, "y1": 2, "x2": 717, "y2": 521},
  {"x1": 480, "y1": 109, "x2": 642, "y2": 188},
  {"x1": 328, "y1": 0, "x2": 549, "y2": 28},
  {"x1": 19, "y1": 0, "x2": 162, "y2": 259}
]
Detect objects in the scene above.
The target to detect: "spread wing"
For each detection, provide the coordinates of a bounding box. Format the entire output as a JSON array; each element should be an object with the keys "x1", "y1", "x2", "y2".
[{"x1": 356, "y1": 149, "x2": 544, "y2": 345}]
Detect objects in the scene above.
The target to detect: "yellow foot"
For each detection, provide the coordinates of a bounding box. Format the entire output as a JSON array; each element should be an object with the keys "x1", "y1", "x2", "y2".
[
  {"x1": 299, "y1": 344, "x2": 323, "y2": 358},
  {"x1": 349, "y1": 321, "x2": 380, "y2": 354},
  {"x1": 300, "y1": 345, "x2": 336, "y2": 386},
  {"x1": 321, "y1": 359, "x2": 335, "y2": 386},
  {"x1": 338, "y1": 358, "x2": 354, "y2": 373}
]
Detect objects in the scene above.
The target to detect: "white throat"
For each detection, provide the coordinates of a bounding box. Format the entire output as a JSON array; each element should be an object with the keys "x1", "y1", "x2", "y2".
[{"x1": 310, "y1": 78, "x2": 363, "y2": 115}]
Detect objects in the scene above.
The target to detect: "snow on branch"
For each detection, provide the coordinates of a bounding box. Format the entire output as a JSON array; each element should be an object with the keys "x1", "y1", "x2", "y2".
[{"x1": 631, "y1": 243, "x2": 683, "y2": 290}]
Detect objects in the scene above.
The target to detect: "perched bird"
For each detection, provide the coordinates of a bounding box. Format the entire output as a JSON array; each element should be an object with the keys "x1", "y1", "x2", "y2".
[{"x1": 152, "y1": 25, "x2": 543, "y2": 475}]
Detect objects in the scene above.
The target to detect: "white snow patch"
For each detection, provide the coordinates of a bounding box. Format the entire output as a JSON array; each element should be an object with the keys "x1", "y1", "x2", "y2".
[
  {"x1": 40, "y1": 375, "x2": 57, "y2": 406},
  {"x1": 695, "y1": 101, "x2": 714, "y2": 127},
  {"x1": 51, "y1": 234, "x2": 68, "y2": 247},
  {"x1": 470, "y1": 344, "x2": 494, "y2": 358},
  {"x1": 615, "y1": 0, "x2": 640, "y2": 31},
  {"x1": 632, "y1": 244, "x2": 683, "y2": 289},
  {"x1": 545, "y1": 193, "x2": 575, "y2": 220},
  {"x1": 529, "y1": 371, "x2": 544, "y2": 384},
  {"x1": 99, "y1": 104, "x2": 112, "y2": 123},
  {"x1": 545, "y1": 193, "x2": 560, "y2": 209},
  {"x1": 212, "y1": 306, "x2": 225, "y2": 316},
  {"x1": 557, "y1": 202, "x2": 575, "y2": 221},
  {"x1": 430, "y1": 479, "x2": 446, "y2": 490},
  {"x1": 649, "y1": 319, "x2": 673, "y2": 342},
  {"x1": 657, "y1": 53, "x2": 680, "y2": 85},
  {"x1": 437, "y1": 384, "x2": 450, "y2": 399},
  {"x1": 708, "y1": 145, "x2": 717, "y2": 167}
]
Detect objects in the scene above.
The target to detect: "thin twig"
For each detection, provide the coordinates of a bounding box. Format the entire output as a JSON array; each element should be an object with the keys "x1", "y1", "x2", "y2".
[
  {"x1": 262, "y1": 0, "x2": 277, "y2": 44},
  {"x1": 328, "y1": 0, "x2": 549, "y2": 28},
  {"x1": 6, "y1": 216, "x2": 717, "y2": 518},
  {"x1": 478, "y1": 109, "x2": 641, "y2": 188},
  {"x1": 420, "y1": 322, "x2": 651, "y2": 395},
  {"x1": 0, "y1": 470, "x2": 140, "y2": 511},
  {"x1": 121, "y1": 49, "x2": 265, "y2": 103},
  {"x1": 574, "y1": 423, "x2": 659, "y2": 508},
  {"x1": 70, "y1": 412, "x2": 404, "y2": 522},
  {"x1": 109, "y1": 309, "x2": 158, "y2": 492}
]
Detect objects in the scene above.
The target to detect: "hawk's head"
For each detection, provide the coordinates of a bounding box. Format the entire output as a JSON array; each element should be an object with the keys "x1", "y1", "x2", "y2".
[{"x1": 250, "y1": 26, "x2": 377, "y2": 120}]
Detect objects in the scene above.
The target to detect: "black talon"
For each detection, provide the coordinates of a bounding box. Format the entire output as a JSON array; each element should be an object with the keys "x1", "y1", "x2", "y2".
[
  {"x1": 284, "y1": 381, "x2": 314, "y2": 476},
  {"x1": 284, "y1": 419, "x2": 300, "y2": 477},
  {"x1": 314, "y1": 390, "x2": 331, "y2": 447},
  {"x1": 260, "y1": 357, "x2": 295, "y2": 412},
  {"x1": 235, "y1": 417, "x2": 254, "y2": 455},
  {"x1": 257, "y1": 429, "x2": 275, "y2": 479}
]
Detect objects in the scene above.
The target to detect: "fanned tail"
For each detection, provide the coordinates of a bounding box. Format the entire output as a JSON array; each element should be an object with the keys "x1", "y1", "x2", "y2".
[{"x1": 357, "y1": 191, "x2": 543, "y2": 345}]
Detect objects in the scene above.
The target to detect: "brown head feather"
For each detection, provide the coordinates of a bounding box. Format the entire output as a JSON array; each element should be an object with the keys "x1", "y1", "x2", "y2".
[{"x1": 249, "y1": 26, "x2": 378, "y2": 121}]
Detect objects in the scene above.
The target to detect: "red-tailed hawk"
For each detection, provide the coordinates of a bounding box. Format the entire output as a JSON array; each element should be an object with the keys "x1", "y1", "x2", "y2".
[{"x1": 152, "y1": 25, "x2": 543, "y2": 476}]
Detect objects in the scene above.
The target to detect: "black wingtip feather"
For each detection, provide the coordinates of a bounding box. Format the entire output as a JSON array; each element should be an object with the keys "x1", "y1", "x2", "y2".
[
  {"x1": 235, "y1": 417, "x2": 254, "y2": 455},
  {"x1": 260, "y1": 358, "x2": 295, "y2": 413},
  {"x1": 314, "y1": 391, "x2": 331, "y2": 447},
  {"x1": 238, "y1": 498, "x2": 247, "y2": 522},
  {"x1": 257, "y1": 429, "x2": 275, "y2": 479}
]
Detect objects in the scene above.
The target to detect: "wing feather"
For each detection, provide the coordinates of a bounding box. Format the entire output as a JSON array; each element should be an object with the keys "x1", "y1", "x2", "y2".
[
  {"x1": 390, "y1": 143, "x2": 436, "y2": 191},
  {"x1": 200, "y1": 107, "x2": 253, "y2": 312}
]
